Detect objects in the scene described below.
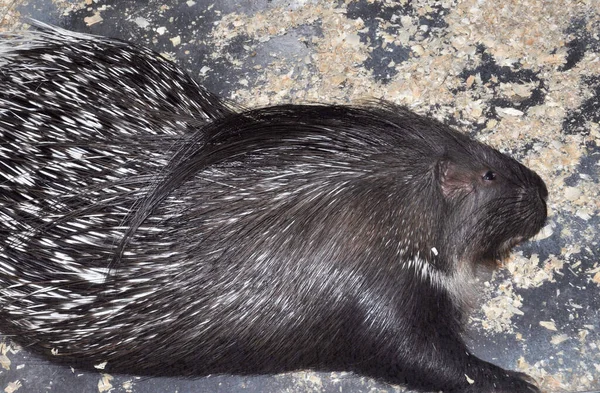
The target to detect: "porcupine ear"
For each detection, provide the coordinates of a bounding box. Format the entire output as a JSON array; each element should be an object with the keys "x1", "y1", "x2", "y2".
[{"x1": 438, "y1": 158, "x2": 475, "y2": 200}]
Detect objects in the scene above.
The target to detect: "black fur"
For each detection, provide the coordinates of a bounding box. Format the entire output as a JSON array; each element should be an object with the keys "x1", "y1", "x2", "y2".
[{"x1": 0, "y1": 26, "x2": 547, "y2": 393}]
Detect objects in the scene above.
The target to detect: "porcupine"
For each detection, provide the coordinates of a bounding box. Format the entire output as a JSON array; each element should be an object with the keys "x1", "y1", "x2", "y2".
[{"x1": 0, "y1": 22, "x2": 548, "y2": 393}]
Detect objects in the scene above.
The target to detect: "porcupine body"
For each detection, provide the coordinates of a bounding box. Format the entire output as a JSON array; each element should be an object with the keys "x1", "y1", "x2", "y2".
[{"x1": 0, "y1": 24, "x2": 548, "y2": 393}]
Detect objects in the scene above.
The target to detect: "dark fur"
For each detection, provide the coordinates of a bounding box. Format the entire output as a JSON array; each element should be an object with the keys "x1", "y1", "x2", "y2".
[{"x1": 0, "y1": 26, "x2": 547, "y2": 393}]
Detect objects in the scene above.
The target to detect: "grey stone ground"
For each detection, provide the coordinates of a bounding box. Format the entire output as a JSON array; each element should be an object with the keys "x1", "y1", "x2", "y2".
[{"x1": 0, "y1": 1, "x2": 599, "y2": 392}]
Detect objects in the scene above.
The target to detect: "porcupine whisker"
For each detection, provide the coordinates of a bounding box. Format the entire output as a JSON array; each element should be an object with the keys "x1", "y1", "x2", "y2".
[
  {"x1": 107, "y1": 121, "x2": 211, "y2": 261},
  {"x1": 3, "y1": 191, "x2": 140, "y2": 249}
]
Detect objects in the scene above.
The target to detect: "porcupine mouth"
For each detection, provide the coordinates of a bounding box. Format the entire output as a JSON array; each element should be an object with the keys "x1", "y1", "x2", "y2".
[{"x1": 493, "y1": 235, "x2": 526, "y2": 267}]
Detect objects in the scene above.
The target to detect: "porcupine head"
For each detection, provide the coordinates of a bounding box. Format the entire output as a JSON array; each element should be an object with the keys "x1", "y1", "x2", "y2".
[{"x1": 389, "y1": 109, "x2": 548, "y2": 310}]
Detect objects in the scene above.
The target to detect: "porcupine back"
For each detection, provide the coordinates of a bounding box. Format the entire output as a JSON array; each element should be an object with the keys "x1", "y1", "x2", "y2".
[
  {"x1": 0, "y1": 22, "x2": 231, "y2": 362},
  {"x1": 0, "y1": 23, "x2": 548, "y2": 392}
]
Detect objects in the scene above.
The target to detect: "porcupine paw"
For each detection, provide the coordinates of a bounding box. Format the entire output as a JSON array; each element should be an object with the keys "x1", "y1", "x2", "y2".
[
  {"x1": 456, "y1": 370, "x2": 540, "y2": 393},
  {"x1": 501, "y1": 371, "x2": 541, "y2": 393},
  {"x1": 483, "y1": 370, "x2": 541, "y2": 393}
]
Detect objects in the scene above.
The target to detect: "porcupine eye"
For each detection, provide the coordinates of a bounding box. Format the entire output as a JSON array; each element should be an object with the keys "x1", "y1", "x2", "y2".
[{"x1": 482, "y1": 170, "x2": 496, "y2": 181}]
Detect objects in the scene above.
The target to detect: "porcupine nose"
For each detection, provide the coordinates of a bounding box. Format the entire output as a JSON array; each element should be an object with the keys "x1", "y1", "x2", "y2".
[
  {"x1": 530, "y1": 170, "x2": 548, "y2": 204},
  {"x1": 523, "y1": 170, "x2": 548, "y2": 230},
  {"x1": 535, "y1": 174, "x2": 549, "y2": 228},
  {"x1": 538, "y1": 178, "x2": 548, "y2": 202}
]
